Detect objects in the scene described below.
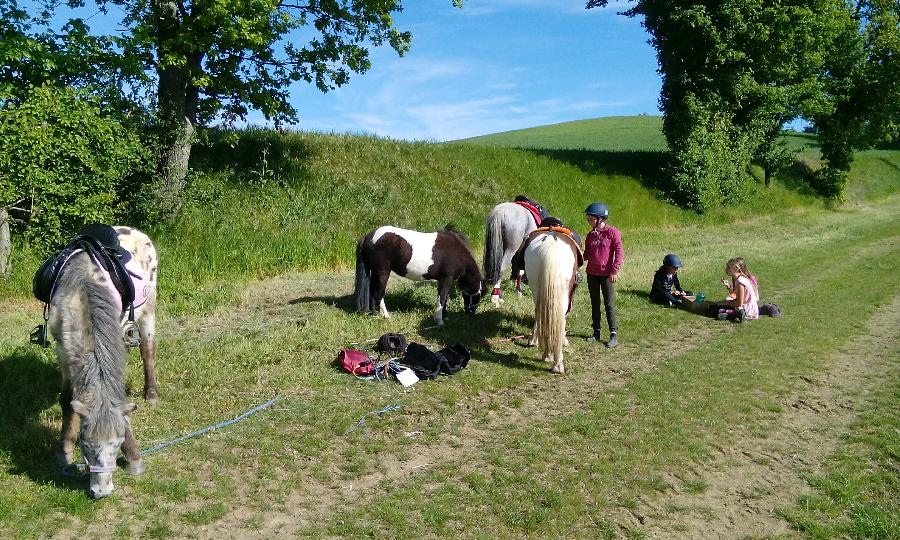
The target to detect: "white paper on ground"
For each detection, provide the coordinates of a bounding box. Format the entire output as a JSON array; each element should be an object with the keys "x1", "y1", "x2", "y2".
[{"x1": 396, "y1": 368, "x2": 419, "y2": 387}]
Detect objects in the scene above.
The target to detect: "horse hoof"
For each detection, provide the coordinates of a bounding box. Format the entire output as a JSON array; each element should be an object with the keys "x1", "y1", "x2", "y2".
[
  {"x1": 145, "y1": 390, "x2": 159, "y2": 405},
  {"x1": 550, "y1": 365, "x2": 564, "y2": 374},
  {"x1": 125, "y1": 460, "x2": 145, "y2": 476}
]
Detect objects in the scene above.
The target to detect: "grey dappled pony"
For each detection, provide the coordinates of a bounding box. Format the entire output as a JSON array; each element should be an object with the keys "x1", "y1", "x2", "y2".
[
  {"x1": 50, "y1": 252, "x2": 145, "y2": 498},
  {"x1": 483, "y1": 202, "x2": 538, "y2": 307}
]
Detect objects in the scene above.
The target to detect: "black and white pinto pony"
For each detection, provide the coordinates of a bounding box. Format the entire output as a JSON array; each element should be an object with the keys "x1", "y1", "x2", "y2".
[
  {"x1": 355, "y1": 226, "x2": 484, "y2": 326},
  {"x1": 50, "y1": 226, "x2": 158, "y2": 498},
  {"x1": 483, "y1": 202, "x2": 540, "y2": 307},
  {"x1": 523, "y1": 230, "x2": 582, "y2": 374}
]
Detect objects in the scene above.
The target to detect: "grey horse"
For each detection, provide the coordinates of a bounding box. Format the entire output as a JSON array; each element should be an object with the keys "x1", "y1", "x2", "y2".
[
  {"x1": 50, "y1": 250, "x2": 146, "y2": 498},
  {"x1": 483, "y1": 202, "x2": 539, "y2": 307}
]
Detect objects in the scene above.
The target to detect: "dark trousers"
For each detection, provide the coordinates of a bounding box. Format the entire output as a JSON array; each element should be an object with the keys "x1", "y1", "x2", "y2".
[
  {"x1": 587, "y1": 274, "x2": 617, "y2": 335},
  {"x1": 650, "y1": 289, "x2": 691, "y2": 306}
]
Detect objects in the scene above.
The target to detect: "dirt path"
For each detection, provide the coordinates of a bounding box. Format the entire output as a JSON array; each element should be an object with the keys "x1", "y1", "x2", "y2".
[{"x1": 632, "y1": 293, "x2": 900, "y2": 539}]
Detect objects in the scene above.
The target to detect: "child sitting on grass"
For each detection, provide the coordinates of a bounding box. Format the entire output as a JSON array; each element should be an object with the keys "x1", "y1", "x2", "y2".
[
  {"x1": 709, "y1": 257, "x2": 759, "y2": 322},
  {"x1": 650, "y1": 253, "x2": 690, "y2": 306}
]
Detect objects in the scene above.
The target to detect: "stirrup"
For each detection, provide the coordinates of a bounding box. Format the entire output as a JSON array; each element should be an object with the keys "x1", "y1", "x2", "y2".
[
  {"x1": 30, "y1": 324, "x2": 50, "y2": 348},
  {"x1": 123, "y1": 322, "x2": 142, "y2": 348}
]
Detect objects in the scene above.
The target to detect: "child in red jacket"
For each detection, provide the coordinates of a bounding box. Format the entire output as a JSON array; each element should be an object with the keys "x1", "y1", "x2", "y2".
[{"x1": 583, "y1": 202, "x2": 623, "y2": 348}]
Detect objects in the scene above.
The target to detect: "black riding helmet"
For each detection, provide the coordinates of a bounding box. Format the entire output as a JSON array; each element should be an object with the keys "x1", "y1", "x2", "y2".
[
  {"x1": 540, "y1": 216, "x2": 564, "y2": 228},
  {"x1": 663, "y1": 253, "x2": 683, "y2": 268},
  {"x1": 584, "y1": 202, "x2": 609, "y2": 219}
]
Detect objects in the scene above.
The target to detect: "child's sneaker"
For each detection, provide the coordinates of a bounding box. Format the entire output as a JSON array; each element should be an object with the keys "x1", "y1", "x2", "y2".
[
  {"x1": 717, "y1": 312, "x2": 729, "y2": 321},
  {"x1": 732, "y1": 308, "x2": 746, "y2": 323},
  {"x1": 586, "y1": 331, "x2": 602, "y2": 342},
  {"x1": 605, "y1": 333, "x2": 618, "y2": 348}
]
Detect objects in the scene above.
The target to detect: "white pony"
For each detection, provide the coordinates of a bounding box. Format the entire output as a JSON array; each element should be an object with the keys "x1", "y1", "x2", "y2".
[{"x1": 523, "y1": 230, "x2": 582, "y2": 374}]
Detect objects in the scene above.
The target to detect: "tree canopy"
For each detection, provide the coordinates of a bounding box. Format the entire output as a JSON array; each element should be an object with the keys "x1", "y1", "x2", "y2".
[
  {"x1": 587, "y1": 0, "x2": 900, "y2": 208},
  {"x1": 2, "y1": 0, "x2": 433, "y2": 219}
]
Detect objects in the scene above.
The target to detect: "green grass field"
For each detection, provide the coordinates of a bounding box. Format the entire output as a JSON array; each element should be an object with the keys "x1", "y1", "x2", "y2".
[{"x1": 0, "y1": 116, "x2": 897, "y2": 538}]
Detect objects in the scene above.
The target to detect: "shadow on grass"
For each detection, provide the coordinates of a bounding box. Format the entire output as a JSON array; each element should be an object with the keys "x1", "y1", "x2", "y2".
[
  {"x1": 0, "y1": 346, "x2": 86, "y2": 490},
  {"x1": 525, "y1": 148, "x2": 673, "y2": 194},
  {"x1": 190, "y1": 128, "x2": 314, "y2": 188}
]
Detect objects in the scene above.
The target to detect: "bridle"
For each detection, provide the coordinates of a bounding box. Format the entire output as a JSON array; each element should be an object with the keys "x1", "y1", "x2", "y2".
[{"x1": 82, "y1": 451, "x2": 116, "y2": 474}]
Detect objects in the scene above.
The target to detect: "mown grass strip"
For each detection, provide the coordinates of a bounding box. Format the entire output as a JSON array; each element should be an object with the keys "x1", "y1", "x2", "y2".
[
  {"x1": 778, "y1": 352, "x2": 900, "y2": 539},
  {"x1": 308, "y1": 221, "x2": 900, "y2": 538}
]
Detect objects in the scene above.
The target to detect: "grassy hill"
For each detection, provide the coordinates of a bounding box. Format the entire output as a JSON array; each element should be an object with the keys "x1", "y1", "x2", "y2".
[{"x1": 1, "y1": 116, "x2": 898, "y2": 311}]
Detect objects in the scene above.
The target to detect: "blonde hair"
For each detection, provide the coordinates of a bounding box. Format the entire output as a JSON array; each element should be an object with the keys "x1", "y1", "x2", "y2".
[{"x1": 727, "y1": 257, "x2": 758, "y2": 292}]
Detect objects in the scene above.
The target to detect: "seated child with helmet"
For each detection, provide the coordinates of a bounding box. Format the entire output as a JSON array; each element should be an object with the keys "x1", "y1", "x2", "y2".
[{"x1": 650, "y1": 253, "x2": 691, "y2": 306}]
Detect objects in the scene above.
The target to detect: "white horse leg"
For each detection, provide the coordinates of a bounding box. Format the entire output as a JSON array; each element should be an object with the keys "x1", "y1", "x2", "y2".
[
  {"x1": 516, "y1": 270, "x2": 526, "y2": 297},
  {"x1": 434, "y1": 296, "x2": 445, "y2": 326},
  {"x1": 379, "y1": 298, "x2": 390, "y2": 318},
  {"x1": 551, "y1": 353, "x2": 565, "y2": 374},
  {"x1": 528, "y1": 321, "x2": 537, "y2": 347}
]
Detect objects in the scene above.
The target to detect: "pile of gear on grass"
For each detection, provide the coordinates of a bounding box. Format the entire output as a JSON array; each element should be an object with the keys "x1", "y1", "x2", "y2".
[{"x1": 337, "y1": 333, "x2": 469, "y2": 386}]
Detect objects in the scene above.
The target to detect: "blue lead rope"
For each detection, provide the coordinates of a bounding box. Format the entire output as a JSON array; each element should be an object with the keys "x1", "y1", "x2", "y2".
[
  {"x1": 343, "y1": 404, "x2": 403, "y2": 435},
  {"x1": 140, "y1": 394, "x2": 283, "y2": 456}
]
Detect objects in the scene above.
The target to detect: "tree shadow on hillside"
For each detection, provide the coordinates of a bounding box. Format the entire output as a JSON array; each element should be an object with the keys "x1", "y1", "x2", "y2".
[
  {"x1": 0, "y1": 346, "x2": 85, "y2": 490},
  {"x1": 190, "y1": 129, "x2": 315, "y2": 187},
  {"x1": 524, "y1": 148, "x2": 674, "y2": 195}
]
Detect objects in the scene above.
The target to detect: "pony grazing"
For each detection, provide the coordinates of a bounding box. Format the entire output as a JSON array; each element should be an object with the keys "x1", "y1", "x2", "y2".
[
  {"x1": 523, "y1": 229, "x2": 583, "y2": 374},
  {"x1": 46, "y1": 225, "x2": 158, "y2": 498},
  {"x1": 355, "y1": 225, "x2": 484, "y2": 326},
  {"x1": 483, "y1": 199, "x2": 547, "y2": 307}
]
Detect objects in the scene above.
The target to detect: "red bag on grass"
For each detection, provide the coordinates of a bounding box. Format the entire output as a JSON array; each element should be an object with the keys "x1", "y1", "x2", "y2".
[{"x1": 338, "y1": 349, "x2": 375, "y2": 376}]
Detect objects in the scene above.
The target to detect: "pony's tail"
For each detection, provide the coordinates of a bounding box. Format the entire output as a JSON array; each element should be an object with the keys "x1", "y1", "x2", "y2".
[
  {"x1": 483, "y1": 210, "x2": 504, "y2": 286},
  {"x1": 354, "y1": 235, "x2": 371, "y2": 312},
  {"x1": 531, "y1": 239, "x2": 566, "y2": 360}
]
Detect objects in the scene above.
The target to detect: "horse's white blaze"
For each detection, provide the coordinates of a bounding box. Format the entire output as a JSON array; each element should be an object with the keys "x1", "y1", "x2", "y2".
[{"x1": 372, "y1": 226, "x2": 437, "y2": 281}]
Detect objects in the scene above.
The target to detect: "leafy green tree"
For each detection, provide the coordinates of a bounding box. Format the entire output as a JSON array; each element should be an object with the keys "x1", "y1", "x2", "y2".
[
  {"x1": 813, "y1": 0, "x2": 900, "y2": 198},
  {"x1": 0, "y1": 85, "x2": 149, "y2": 272},
  {"x1": 587, "y1": 0, "x2": 850, "y2": 210},
  {"x1": 2, "y1": 0, "x2": 449, "y2": 220}
]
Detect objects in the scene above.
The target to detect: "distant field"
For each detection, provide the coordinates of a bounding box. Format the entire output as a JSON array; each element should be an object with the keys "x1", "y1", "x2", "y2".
[{"x1": 458, "y1": 115, "x2": 668, "y2": 151}]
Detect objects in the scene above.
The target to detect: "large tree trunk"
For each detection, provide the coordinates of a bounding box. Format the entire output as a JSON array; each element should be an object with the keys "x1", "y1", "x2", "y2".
[
  {"x1": 0, "y1": 209, "x2": 10, "y2": 276},
  {"x1": 151, "y1": 0, "x2": 197, "y2": 221},
  {"x1": 155, "y1": 117, "x2": 194, "y2": 219}
]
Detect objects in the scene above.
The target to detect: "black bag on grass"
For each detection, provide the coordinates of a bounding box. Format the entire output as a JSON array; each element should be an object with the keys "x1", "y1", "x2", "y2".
[
  {"x1": 375, "y1": 333, "x2": 408, "y2": 354},
  {"x1": 402, "y1": 342, "x2": 471, "y2": 379}
]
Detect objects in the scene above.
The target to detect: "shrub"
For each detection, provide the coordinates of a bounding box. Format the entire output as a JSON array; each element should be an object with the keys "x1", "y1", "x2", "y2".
[{"x1": 0, "y1": 86, "x2": 150, "y2": 253}]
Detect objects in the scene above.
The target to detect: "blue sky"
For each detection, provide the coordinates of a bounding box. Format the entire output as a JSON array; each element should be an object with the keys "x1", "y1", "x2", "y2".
[
  {"x1": 271, "y1": 1, "x2": 662, "y2": 141},
  {"x1": 46, "y1": 0, "x2": 662, "y2": 142}
]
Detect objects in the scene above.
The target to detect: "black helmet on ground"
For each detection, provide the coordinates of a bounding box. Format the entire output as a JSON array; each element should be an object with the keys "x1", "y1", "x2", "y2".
[
  {"x1": 663, "y1": 253, "x2": 683, "y2": 268},
  {"x1": 584, "y1": 202, "x2": 609, "y2": 219}
]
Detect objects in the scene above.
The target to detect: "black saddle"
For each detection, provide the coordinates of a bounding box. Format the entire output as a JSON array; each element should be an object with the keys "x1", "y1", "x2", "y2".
[{"x1": 33, "y1": 224, "x2": 135, "y2": 309}]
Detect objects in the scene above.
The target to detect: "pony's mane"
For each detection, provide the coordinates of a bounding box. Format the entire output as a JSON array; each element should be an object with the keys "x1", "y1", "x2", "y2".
[
  {"x1": 56, "y1": 254, "x2": 128, "y2": 429},
  {"x1": 442, "y1": 223, "x2": 471, "y2": 248}
]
